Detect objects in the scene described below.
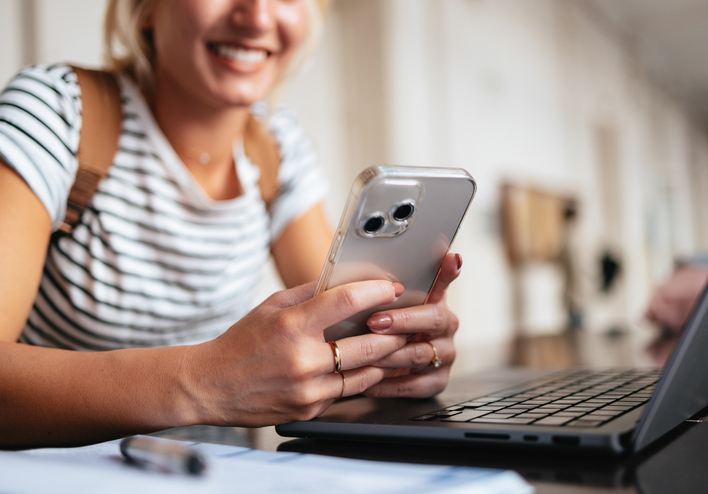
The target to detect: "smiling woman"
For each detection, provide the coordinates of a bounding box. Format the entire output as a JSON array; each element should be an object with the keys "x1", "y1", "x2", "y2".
[
  {"x1": 0, "y1": 0, "x2": 463, "y2": 449},
  {"x1": 104, "y1": 0, "x2": 327, "y2": 100}
]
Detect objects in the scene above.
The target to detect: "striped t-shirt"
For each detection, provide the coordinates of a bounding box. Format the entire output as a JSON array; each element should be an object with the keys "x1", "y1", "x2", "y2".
[{"x1": 0, "y1": 64, "x2": 328, "y2": 350}]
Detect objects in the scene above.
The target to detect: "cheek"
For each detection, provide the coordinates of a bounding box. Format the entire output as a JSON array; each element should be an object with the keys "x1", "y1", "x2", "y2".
[
  {"x1": 277, "y1": 1, "x2": 311, "y2": 57},
  {"x1": 151, "y1": 1, "x2": 209, "y2": 62}
]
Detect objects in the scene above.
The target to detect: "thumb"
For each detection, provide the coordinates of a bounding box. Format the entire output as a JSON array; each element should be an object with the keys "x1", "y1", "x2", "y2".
[{"x1": 269, "y1": 281, "x2": 318, "y2": 309}]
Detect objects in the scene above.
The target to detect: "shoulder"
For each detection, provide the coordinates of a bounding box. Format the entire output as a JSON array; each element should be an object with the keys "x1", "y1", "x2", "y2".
[
  {"x1": 251, "y1": 104, "x2": 317, "y2": 166},
  {"x1": 5, "y1": 63, "x2": 79, "y2": 92},
  {"x1": 0, "y1": 64, "x2": 85, "y2": 229},
  {"x1": 251, "y1": 103, "x2": 304, "y2": 141},
  {"x1": 251, "y1": 104, "x2": 329, "y2": 239},
  {"x1": 263, "y1": 104, "x2": 300, "y2": 133},
  {"x1": 2, "y1": 64, "x2": 82, "y2": 124}
]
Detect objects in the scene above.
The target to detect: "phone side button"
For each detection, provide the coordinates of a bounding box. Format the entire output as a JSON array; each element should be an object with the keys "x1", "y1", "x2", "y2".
[{"x1": 329, "y1": 232, "x2": 343, "y2": 263}]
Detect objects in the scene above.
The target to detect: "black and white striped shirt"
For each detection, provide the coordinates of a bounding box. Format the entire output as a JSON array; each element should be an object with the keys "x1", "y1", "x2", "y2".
[{"x1": 0, "y1": 64, "x2": 328, "y2": 350}]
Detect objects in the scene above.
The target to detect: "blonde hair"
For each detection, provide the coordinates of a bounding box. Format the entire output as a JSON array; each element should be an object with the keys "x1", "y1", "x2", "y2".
[{"x1": 103, "y1": 0, "x2": 329, "y2": 102}]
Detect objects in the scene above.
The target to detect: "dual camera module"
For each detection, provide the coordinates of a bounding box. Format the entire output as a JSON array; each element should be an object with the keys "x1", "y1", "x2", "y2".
[{"x1": 361, "y1": 201, "x2": 415, "y2": 236}]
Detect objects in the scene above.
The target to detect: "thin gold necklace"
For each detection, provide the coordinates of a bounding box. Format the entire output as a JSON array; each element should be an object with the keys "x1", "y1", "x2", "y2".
[{"x1": 173, "y1": 139, "x2": 233, "y2": 165}]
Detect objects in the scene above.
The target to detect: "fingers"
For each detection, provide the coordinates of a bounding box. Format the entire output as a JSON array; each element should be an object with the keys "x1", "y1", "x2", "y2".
[
  {"x1": 366, "y1": 253, "x2": 461, "y2": 336},
  {"x1": 369, "y1": 339, "x2": 454, "y2": 370},
  {"x1": 270, "y1": 281, "x2": 318, "y2": 309},
  {"x1": 363, "y1": 367, "x2": 451, "y2": 399},
  {"x1": 322, "y1": 366, "x2": 390, "y2": 401},
  {"x1": 426, "y1": 253, "x2": 462, "y2": 305},
  {"x1": 292, "y1": 280, "x2": 400, "y2": 336},
  {"x1": 328, "y1": 333, "x2": 407, "y2": 372},
  {"x1": 274, "y1": 366, "x2": 393, "y2": 424},
  {"x1": 367, "y1": 302, "x2": 459, "y2": 337}
]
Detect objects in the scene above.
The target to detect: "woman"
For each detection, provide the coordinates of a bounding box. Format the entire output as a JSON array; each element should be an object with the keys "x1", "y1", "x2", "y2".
[{"x1": 0, "y1": 0, "x2": 461, "y2": 448}]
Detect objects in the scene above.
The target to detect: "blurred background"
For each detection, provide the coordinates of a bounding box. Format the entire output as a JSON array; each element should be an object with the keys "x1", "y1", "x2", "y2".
[{"x1": 2, "y1": 0, "x2": 707, "y2": 374}]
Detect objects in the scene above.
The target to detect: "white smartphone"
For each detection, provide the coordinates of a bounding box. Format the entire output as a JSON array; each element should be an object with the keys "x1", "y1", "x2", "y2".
[{"x1": 317, "y1": 165, "x2": 477, "y2": 341}]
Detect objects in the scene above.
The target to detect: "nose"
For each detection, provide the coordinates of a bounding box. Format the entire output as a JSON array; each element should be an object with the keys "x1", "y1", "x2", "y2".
[{"x1": 230, "y1": 0, "x2": 275, "y2": 34}]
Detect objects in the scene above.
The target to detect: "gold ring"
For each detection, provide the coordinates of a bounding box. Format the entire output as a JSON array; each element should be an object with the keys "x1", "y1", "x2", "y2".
[
  {"x1": 425, "y1": 341, "x2": 443, "y2": 369},
  {"x1": 336, "y1": 372, "x2": 346, "y2": 400},
  {"x1": 328, "y1": 341, "x2": 342, "y2": 373}
]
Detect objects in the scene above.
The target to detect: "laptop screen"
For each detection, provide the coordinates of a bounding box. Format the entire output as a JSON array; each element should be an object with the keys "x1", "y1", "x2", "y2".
[{"x1": 632, "y1": 284, "x2": 708, "y2": 452}]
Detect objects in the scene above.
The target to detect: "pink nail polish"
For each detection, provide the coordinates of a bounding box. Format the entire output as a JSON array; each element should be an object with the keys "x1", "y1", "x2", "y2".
[
  {"x1": 455, "y1": 253, "x2": 463, "y2": 270},
  {"x1": 368, "y1": 314, "x2": 393, "y2": 331},
  {"x1": 391, "y1": 282, "x2": 405, "y2": 298}
]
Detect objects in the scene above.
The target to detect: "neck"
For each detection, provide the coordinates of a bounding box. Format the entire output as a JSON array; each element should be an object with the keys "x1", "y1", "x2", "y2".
[
  {"x1": 150, "y1": 74, "x2": 251, "y2": 200},
  {"x1": 153, "y1": 86, "x2": 249, "y2": 166}
]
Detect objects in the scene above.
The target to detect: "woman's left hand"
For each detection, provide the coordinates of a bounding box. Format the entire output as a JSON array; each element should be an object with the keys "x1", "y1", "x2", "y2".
[{"x1": 363, "y1": 252, "x2": 462, "y2": 398}]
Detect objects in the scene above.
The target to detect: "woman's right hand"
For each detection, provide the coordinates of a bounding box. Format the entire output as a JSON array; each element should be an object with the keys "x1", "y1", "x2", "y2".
[{"x1": 184, "y1": 280, "x2": 407, "y2": 427}]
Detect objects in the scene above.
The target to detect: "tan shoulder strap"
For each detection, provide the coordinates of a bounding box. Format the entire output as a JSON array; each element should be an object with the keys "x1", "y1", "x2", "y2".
[
  {"x1": 58, "y1": 66, "x2": 122, "y2": 236},
  {"x1": 243, "y1": 114, "x2": 280, "y2": 208},
  {"x1": 61, "y1": 67, "x2": 279, "y2": 236}
]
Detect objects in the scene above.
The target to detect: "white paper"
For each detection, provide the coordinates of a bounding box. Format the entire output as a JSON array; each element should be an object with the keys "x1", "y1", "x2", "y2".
[{"x1": 1, "y1": 439, "x2": 534, "y2": 494}]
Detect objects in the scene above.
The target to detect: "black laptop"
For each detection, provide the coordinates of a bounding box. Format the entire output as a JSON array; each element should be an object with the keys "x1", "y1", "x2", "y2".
[{"x1": 276, "y1": 284, "x2": 708, "y2": 455}]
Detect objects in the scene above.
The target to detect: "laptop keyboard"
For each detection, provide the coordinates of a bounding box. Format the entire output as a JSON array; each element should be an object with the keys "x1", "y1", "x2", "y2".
[{"x1": 412, "y1": 368, "x2": 661, "y2": 428}]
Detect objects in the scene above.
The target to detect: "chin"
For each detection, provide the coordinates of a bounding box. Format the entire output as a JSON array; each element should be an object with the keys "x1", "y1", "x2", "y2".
[{"x1": 220, "y1": 82, "x2": 273, "y2": 108}]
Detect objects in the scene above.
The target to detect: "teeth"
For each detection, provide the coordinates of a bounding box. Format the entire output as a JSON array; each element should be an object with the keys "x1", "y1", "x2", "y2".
[{"x1": 213, "y1": 44, "x2": 267, "y2": 63}]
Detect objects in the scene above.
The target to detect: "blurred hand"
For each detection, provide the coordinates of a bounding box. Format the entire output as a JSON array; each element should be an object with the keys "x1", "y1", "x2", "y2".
[
  {"x1": 186, "y1": 280, "x2": 408, "y2": 427},
  {"x1": 363, "y1": 253, "x2": 463, "y2": 398},
  {"x1": 645, "y1": 265, "x2": 708, "y2": 337}
]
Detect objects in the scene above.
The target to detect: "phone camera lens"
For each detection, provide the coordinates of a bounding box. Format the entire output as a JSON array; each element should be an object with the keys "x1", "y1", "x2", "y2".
[
  {"x1": 363, "y1": 215, "x2": 385, "y2": 234},
  {"x1": 393, "y1": 203, "x2": 414, "y2": 221}
]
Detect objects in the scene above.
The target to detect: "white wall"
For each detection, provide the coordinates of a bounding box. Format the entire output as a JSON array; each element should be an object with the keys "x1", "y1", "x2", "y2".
[
  {"x1": 305, "y1": 0, "x2": 708, "y2": 373},
  {"x1": 0, "y1": 0, "x2": 24, "y2": 85},
  {"x1": 2, "y1": 0, "x2": 707, "y2": 374},
  {"x1": 33, "y1": 0, "x2": 106, "y2": 66}
]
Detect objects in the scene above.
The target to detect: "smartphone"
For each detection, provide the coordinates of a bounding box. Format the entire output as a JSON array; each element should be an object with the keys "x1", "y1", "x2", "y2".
[{"x1": 317, "y1": 165, "x2": 477, "y2": 341}]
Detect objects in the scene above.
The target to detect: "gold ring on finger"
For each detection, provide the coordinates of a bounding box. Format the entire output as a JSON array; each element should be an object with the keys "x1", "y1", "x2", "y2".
[
  {"x1": 336, "y1": 372, "x2": 346, "y2": 400},
  {"x1": 425, "y1": 341, "x2": 443, "y2": 369},
  {"x1": 328, "y1": 340, "x2": 342, "y2": 373}
]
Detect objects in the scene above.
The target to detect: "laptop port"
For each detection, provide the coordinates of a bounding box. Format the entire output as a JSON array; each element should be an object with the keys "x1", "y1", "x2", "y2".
[
  {"x1": 523, "y1": 435, "x2": 539, "y2": 442},
  {"x1": 464, "y1": 433, "x2": 510, "y2": 440},
  {"x1": 552, "y1": 435, "x2": 580, "y2": 446}
]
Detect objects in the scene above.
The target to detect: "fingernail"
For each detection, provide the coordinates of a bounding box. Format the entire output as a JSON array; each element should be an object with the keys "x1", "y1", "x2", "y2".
[
  {"x1": 391, "y1": 282, "x2": 405, "y2": 298},
  {"x1": 455, "y1": 253, "x2": 463, "y2": 270},
  {"x1": 368, "y1": 314, "x2": 393, "y2": 331}
]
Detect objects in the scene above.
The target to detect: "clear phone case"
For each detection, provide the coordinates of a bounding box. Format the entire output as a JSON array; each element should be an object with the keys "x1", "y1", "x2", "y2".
[{"x1": 317, "y1": 165, "x2": 477, "y2": 341}]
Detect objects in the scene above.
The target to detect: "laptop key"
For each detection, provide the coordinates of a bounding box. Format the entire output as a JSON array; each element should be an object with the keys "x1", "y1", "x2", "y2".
[
  {"x1": 471, "y1": 417, "x2": 535, "y2": 425},
  {"x1": 514, "y1": 413, "x2": 548, "y2": 419},
  {"x1": 553, "y1": 411, "x2": 586, "y2": 417},
  {"x1": 461, "y1": 399, "x2": 497, "y2": 406},
  {"x1": 564, "y1": 406, "x2": 597, "y2": 412},
  {"x1": 587, "y1": 410, "x2": 619, "y2": 417},
  {"x1": 567, "y1": 419, "x2": 605, "y2": 427},
  {"x1": 440, "y1": 410, "x2": 490, "y2": 422},
  {"x1": 411, "y1": 414, "x2": 437, "y2": 421},
  {"x1": 481, "y1": 413, "x2": 517, "y2": 419},
  {"x1": 506, "y1": 405, "x2": 537, "y2": 411},
  {"x1": 533, "y1": 416, "x2": 574, "y2": 426}
]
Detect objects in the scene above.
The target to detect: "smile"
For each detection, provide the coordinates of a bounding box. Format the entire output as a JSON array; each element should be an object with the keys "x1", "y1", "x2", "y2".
[{"x1": 207, "y1": 43, "x2": 269, "y2": 64}]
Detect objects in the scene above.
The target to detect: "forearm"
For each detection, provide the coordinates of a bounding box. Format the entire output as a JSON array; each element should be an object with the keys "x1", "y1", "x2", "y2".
[
  {"x1": 0, "y1": 342, "x2": 200, "y2": 449},
  {"x1": 272, "y1": 204, "x2": 333, "y2": 288},
  {"x1": 0, "y1": 277, "x2": 413, "y2": 449}
]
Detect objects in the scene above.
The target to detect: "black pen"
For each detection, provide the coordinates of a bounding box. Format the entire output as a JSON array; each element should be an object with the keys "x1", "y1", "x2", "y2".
[{"x1": 120, "y1": 435, "x2": 207, "y2": 475}]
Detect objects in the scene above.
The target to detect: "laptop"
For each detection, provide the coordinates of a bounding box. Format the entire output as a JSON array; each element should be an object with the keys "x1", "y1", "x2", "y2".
[{"x1": 276, "y1": 284, "x2": 708, "y2": 455}]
